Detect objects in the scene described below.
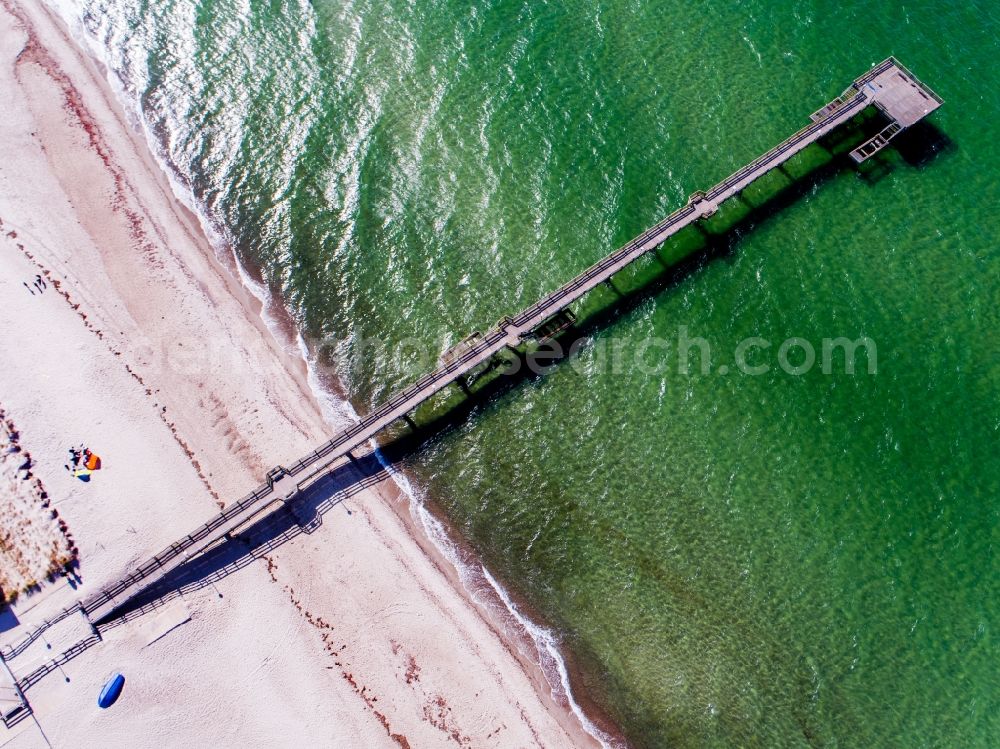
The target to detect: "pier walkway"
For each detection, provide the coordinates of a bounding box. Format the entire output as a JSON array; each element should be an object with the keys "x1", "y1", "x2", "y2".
[{"x1": 0, "y1": 58, "x2": 942, "y2": 716}]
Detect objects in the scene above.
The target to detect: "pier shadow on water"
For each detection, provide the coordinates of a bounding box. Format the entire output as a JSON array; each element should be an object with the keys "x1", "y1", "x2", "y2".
[{"x1": 97, "y1": 112, "x2": 951, "y2": 630}]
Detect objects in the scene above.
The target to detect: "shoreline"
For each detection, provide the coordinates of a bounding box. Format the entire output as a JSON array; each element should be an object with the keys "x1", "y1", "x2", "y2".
[
  {"x1": 377, "y1": 464, "x2": 626, "y2": 746},
  {"x1": 42, "y1": 0, "x2": 624, "y2": 743},
  {"x1": 0, "y1": 1, "x2": 622, "y2": 746},
  {"x1": 419, "y1": 491, "x2": 628, "y2": 744}
]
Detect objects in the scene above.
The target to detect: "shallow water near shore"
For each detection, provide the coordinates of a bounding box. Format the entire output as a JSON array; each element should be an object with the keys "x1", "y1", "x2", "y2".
[{"x1": 56, "y1": 0, "x2": 999, "y2": 745}]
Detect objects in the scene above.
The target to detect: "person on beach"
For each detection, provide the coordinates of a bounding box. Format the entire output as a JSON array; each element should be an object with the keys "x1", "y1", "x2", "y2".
[
  {"x1": 22, "y1": 281, "x2": 35, "y2": 295},
  {"x1": 65, "y1": 446, "x2": 82, "y2": 472},
  {"x1": 65, "y1": 445, "x2": 101, "y2": 476},
  {"x1": 67, "y1": 446, "x2": 92, "y2": 481},
  {"x1": 34, "y1": 274, "x2": 46, "y2": 292}
]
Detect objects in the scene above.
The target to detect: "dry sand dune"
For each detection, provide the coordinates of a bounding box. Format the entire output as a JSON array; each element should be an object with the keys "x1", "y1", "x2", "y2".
[{"x1": 0, "y1": 407, "x2": 76, "y2": 603}]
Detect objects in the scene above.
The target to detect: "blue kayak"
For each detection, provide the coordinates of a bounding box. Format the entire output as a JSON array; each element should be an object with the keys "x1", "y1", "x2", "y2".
[{"x1": 97, "y1": 674, "x2": 125, "y2": 709}]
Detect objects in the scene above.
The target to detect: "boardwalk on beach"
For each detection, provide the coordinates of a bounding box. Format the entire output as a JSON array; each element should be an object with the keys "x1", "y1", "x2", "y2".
[{"x1": 1, "y1": 58, "x2": 942, "y2": 720}]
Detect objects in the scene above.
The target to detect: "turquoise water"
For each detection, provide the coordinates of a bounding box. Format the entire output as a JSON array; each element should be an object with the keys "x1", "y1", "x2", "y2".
[{"x1": 70, "y1": 0, "x2": 998, "y2": 745}]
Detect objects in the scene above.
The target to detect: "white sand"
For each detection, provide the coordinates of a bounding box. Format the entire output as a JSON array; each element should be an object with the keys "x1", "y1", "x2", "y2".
[{"x1": 0, "y1": 1, "x2": 611, "y2": 746}]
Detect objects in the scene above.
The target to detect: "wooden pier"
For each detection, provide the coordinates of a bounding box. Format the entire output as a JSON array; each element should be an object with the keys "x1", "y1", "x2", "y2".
[{"x1": 1, "y1": 59, "x2": 942, "y2": 696}]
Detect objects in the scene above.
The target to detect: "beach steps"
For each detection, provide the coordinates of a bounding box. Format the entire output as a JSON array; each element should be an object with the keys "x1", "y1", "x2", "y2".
[
  {"x1": 0, "y1": 658, "x2": 29, "y2": 729},
  {"x1": 850, "y1": 121, "x2": 903, "y2": 162}
]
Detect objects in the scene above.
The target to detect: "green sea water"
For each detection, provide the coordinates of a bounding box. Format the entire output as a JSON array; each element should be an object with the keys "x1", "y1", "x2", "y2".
[{"x1": 67, "y1": 0, "x2": 998, "y2": 745}]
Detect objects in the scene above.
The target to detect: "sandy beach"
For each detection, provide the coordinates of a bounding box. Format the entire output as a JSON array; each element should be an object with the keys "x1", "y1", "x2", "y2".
[{"x1": 0, "y1": 2, "x2": 607, "y2": 746}]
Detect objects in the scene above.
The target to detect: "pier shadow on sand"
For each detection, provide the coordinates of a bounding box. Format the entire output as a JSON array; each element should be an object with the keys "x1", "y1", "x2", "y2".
[
  {"x1": 95, "y1": 453, "x2": 390, "y2": 628},
  {"x1": 93, "y1": 115, "x2": 951, "y2": 631}
]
